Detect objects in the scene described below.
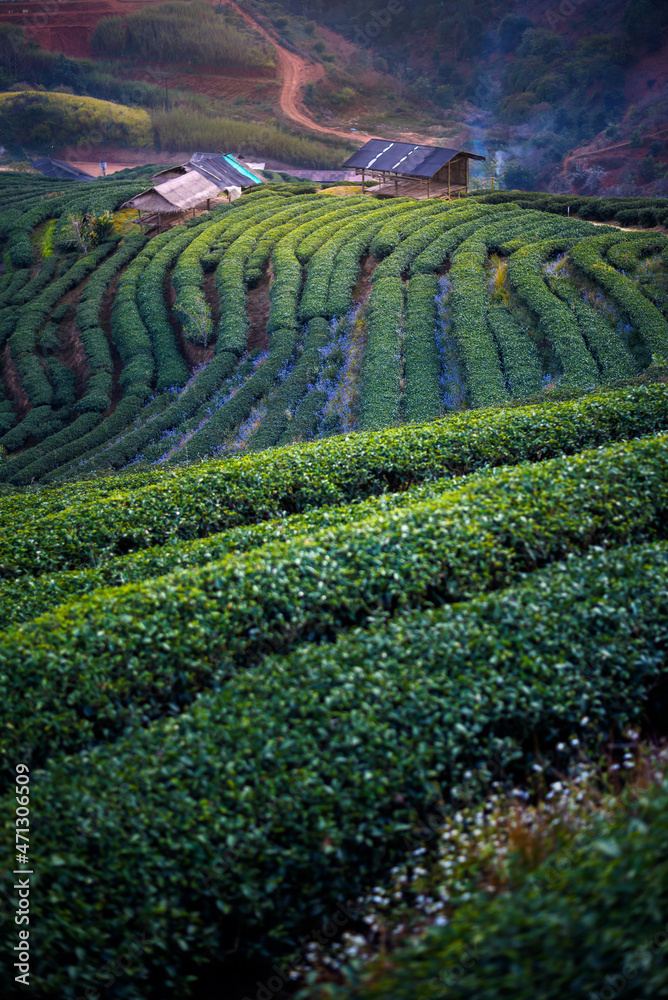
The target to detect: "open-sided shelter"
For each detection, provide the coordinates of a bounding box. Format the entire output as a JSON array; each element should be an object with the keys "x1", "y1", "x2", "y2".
[
  {"x1": 122, "y1": 171, "x2": 221, "y2": 232},
  {"x1": 342, "y1": 140, "x2": 485, "y2": 199}
]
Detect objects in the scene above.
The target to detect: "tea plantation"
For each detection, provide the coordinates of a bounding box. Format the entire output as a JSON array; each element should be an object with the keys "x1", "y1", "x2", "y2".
[{"x1": 1, "y1": 170, "x2": 668, "y2": 999}]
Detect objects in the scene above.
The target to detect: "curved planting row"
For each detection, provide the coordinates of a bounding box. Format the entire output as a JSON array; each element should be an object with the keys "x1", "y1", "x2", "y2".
[
  {"x1": 3, "y1": 418, "x2": 668, "y2": 996},
  {"x1": 3, "y1": 173, "x2": 668, "y2": 1000},
  {"x1": 2, "y1": 173, "x2": 668, "y2": 482}
]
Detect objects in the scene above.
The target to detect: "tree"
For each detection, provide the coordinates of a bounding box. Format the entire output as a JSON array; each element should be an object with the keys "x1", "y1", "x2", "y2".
[
  {"x1": 503, "y1": 164, "x2": 536, "y2": 190},
  {"x1": 498, "y1": 14, "x2": 533, "y2": 53},
  {"x1": 66, "y1": 211, "x2": 115, "y2": 255},
  {"x1": 623, "y1": 0, "x2": 667, "y2": 50}
]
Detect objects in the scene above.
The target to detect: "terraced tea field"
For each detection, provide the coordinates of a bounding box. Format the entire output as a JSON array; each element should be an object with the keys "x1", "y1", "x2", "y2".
[
  {"x1": 2, "y1": 171, "x2": 668, "y2": 1000},
  {"x1": 1, "y1": 174, "x2": 667, "y2": 484}
]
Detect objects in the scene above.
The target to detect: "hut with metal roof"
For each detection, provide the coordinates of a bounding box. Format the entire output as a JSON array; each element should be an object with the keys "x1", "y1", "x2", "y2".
[
  {"x1": 152, "y1": 152, "x2": 263, "y2": 192},
  {"x1": 122, "y1": 172, "x2": 221, "y2": 233},
  {"x1": 342, "y1": 140, "x2": 485, "y2": 199},
  {"x1": 31, "y1": 157, "x2": 93, "y2": 182}
]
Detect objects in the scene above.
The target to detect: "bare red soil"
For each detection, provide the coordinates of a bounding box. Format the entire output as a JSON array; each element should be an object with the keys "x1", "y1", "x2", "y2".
[{"x1": 351, "y1": 255, "x2": 377, "y2": 310}]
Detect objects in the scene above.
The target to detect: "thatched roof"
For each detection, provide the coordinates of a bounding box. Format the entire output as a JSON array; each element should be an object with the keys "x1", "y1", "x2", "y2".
[
  {"x1": 122, "y1": 172, "x2": 221, "y2": 213},
  {"x1": 343, "y1": 141, "x2": 485, "y2": 179}
]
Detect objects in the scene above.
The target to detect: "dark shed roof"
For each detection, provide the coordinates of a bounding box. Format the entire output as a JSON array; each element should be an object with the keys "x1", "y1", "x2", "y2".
[
  {"x1": 190, "y1": 153, "x2": 262, "y2": 189},
  {"x1": 31, "y1": 157, "x2": 94, "y2": 182},
  {"x1": 152, "y1": 153, "x2": 263, "y2": 190},
  {"x1": 343, "y1": 140, "x2": 485, "y2": 178}
]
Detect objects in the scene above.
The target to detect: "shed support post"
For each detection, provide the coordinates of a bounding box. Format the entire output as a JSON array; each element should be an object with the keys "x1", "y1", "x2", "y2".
[
  {"x1": 465, "y1": 155, "x2": 469, "y2": 194},
  {"x1": 362, "y1": 168, "x2": 365, "y2": 192},
  {"x1": 207, "y1": 198, "x2": 211, "y2": 210},
  {"x1": 157, "y1": 212, "x2": 161, "y2": 233},
  {"x1": 427, "y1": 178, "x2": 430, "y2": 199},
  {"x1": 137, "y1": 209, "x2": 143, "y2": 234},
  {"x1": 448, "y1": 161, "x2": 450, "y2": 199},
  {"x1": 394, "y1": 176, "x2": 398, "y2": 196}
]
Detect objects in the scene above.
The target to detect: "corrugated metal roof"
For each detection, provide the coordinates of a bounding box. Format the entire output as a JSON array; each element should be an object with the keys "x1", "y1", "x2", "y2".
[
  {"x1": 123, "y1": 172, "x2": 221, "y2": 213},
  {"x1": 151, "y1": 153, "x2": 263, "y2": 191},
  {"x1": 342, "y1": 140, "x2": 485, "y2": 178},
  {"x1": 190, "y1": 152, "x2": 263, "y2": 189},
  {"x1": 31, "y1": 157, "x2": 93, "y2": 182}
]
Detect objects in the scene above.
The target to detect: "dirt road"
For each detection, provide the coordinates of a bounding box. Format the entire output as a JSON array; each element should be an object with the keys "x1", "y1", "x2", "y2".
[
  {"x1": 218, "y1": 2, "x2": 438, "y2": 146},
  {"x1": 219, "y1": 0, "x2": 375, "y2": 143},
  {"x1": 0, "y1": 0, "x2": 436, "y2": 149}
]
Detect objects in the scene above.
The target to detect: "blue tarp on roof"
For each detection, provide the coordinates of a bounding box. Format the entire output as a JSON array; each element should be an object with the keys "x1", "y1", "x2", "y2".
[{"x1": 189, "y1": 152, "x2": 263, "y2": 189}]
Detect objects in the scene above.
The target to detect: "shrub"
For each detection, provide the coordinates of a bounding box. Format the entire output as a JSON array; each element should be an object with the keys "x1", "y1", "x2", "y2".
[
  {"x1": 403, "y1": 274, "x2": 441, "y2": 422},
  {"x1": 487, "y1": 307, "x2": 543, "y2": 398},
  {"x1": 360, "y1": 276, "x2": 403, "y2": 430},
  {"x1": 313, "y1": 764, "x2": 668, "y2": 1000},
  {"x1": 0, "y1": 91, "x2": 152, "y2": 149},
  {"x1": 1, "y1": 535, "x2": 667, "y2": 996},
  {"x1": 3, "y1": 382, "x2": 668, "y2": 576},
  {"x1": 507, "y1": 237, "x2": 600, "y2": 390},
  {"x1": 249, "y1": 317, "x2": 330, "y2": 450},
  {"x1": 570, "y1": 233, "x2": 668, "y2": 361}
]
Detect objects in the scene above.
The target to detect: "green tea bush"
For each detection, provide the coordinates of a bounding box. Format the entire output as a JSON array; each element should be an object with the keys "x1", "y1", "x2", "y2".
[
  {"x1": 313, "y1": 766, "x2": 668, "y2": 1000},
  {"x1": 46, "y1": 358, "x2": 76, "y2": 408},
  {"x1": 487, "y1": 307, "x2": 543, "y2": 397},
  {"x1": 403, "y1": 273, "x2": 441, "y2": 422},
  {"x1": 360, "y1": 276, "x2": 403, "y2": 429},
  {"x1": 300, "y1": 202, "x2": 411, "y2": 321},
  {"x1": 0, "y1": 412, "x2": 103, "y2": 485},
  {"x1": 411, "y1": 204, "x2": 519, "y2": 274},
  {"x1": 4, "y1": 430, "x2": 668, "y2": 767},
  {"x1": 570, "y1": 234, "x2": 668, "y2": 360},
  {"x1": 1, "y1": 540, "x2": 667, "y2": 996},
  {"x1": 605, "y1": 234, "x2": 668, "y2": 272},
  {"x1": 277, "y1": 387, "x2": 327, "y2": 445},
  {"x1": 24, "y1": 395, "x2": 144, "y2": 485},
  {"x1": 2, "y1": 382, "x2": 668, "y2": 576},
  {"x1": 164, "y1": 328, "x2": 298, "y2": 464},
  {"x1": 250, "y1": 317, "x2": 330, "y2": 450},
  {"x1": 0, "y1": 472, "x2": 442, "y2": 628},
  {"x1": 450, "y1": 231, "x2": 509, "y2": 406},
  {"x1": 507, "y1": 238, "x2": 600, "y2": 388},
  {"x1": 0, "y1": 404, "x2": 63, "y2": 450},
  {"x1": 549, "y1": 276, "x2": 638, "y2": 380},
  {"x1": 12, "y1": 255, "x2": 58, "y2": 305}
]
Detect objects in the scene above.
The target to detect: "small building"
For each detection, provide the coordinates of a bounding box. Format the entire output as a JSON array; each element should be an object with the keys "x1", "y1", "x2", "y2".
[
  {"x1": 151, "y1": 152, "x2": 263, "y2": 193},
  {"x1": 31, "y1": 157, "x2": 93, "y2": 182},
  {"x1": 342, "y1": 140, "x2": 485, "y2": 199},
  {"x1": 122, "y1": 172, "x2": 222, "y2": 233}
]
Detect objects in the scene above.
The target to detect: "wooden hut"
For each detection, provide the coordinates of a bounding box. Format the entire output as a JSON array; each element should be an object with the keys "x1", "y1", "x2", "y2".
[
  {"x1": 122, "y1": 172, "x2": 221, "y2": 233},
  {"x1": 342, "y1": 140, "x2": 485, "y2": 199}
]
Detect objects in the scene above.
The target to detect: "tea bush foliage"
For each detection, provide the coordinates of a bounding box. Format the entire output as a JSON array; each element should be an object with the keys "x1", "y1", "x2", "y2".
[{"x1": 2, "y1": 173, "x2": 668, "y2": 997}]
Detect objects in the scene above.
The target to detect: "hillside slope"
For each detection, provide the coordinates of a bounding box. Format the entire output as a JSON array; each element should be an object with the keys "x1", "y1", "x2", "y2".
[{"x1": 1, "y1": 172, "x2": 668, "y2": 485}]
